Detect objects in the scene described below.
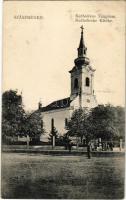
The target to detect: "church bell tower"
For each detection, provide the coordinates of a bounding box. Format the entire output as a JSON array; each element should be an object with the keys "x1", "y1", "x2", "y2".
[{"x1": 69, "y1": 26, "x2": 97, "y2": 108}]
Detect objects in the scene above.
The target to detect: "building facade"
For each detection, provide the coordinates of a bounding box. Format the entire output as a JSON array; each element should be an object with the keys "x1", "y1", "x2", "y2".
[{"x1": 39, "y1": 26, "x2": 97, "y2": 142}]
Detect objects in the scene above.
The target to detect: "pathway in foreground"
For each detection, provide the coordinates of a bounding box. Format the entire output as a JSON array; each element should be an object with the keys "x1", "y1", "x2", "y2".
[{"x1": 1, "y1": 153, "x2": 124, "y2": 199}]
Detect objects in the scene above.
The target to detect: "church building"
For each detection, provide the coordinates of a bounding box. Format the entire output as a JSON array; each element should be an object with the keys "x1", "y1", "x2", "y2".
[{"x1": 38, "y1": 26, "x2": 97, "y2": 142}]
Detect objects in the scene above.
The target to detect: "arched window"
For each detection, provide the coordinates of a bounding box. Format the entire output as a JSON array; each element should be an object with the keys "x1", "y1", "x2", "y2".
[
  {"x1": 74, "y1": 78, "x2": 78, "y2": 89},
  {"x1": 65, "y1": 118, "x2": 68, "y2": 127},
  {"x1": 86, "y1": 77, "x2": 90, "y2": 87}
]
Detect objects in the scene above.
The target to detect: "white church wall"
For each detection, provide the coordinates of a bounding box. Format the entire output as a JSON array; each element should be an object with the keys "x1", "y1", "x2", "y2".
[
  {"x1": 71, "y1": 70, "x2": 82, "y2": 97},
  {"x1": 70, "y1": 93, "x2": 97, "y2": 109},
  {"x1": 82, "y1": 67, "x2": 93, "y2": 95},
  {"x1": 70, "y1": 95, "x2": 80, "y2": 109},
  {"x1": 40, "y1": 107, "x2": 73, "y2": 142},
  {"x1": 81, "y1": 94, "x2": 97, "y2": 108}
]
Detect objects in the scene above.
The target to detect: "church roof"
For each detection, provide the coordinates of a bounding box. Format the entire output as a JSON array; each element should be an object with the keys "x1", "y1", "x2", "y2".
[
  {"x1": 69, "y1": 64, "x2": 94, "y2": 73},
  {"x1": 40, "y1": 97, "x2": 72, "y2": 112}
]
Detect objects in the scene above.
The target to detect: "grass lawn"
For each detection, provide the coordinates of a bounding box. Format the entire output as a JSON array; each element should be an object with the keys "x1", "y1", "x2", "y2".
[{"x1": 1, "y1": 153, "x2": 125, "y2": 199}]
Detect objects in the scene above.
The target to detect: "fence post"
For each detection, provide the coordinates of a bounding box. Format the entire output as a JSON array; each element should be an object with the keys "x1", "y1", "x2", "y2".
[
  {"x1": 120, "y1": 139, "x2": 122, "y2": 151},
  {"x1": 27, "y1": 135, "x2": 30, "y2": 148},
  {"x1": 76, "y1": 136, "x2": 79, "y2": 150}
]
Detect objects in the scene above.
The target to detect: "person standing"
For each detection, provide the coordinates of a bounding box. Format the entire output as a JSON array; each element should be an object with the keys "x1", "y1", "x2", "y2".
[{"x1": 68, "y1": 140, "x2": 72, "y2": 153}]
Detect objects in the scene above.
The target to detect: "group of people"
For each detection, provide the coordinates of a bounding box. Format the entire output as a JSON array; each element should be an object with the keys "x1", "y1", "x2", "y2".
[
  {"x1": 90, "y1": 141, "x2": 114, "y2": 151},
  {"x1": 65, "y1": 139, "x2": 114, "y2": 159}
]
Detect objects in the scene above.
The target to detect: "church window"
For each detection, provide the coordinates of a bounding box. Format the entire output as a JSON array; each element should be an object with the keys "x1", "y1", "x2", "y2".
[
  {"x1": 74, "y1": 78, "x2": 79, "y2": 89},
  {"x1": 65, "y1": 118, "x2": 68, "y2": 127},
  {"x1": 86, "y1": 77, "x2": 90, "y2": 86}
]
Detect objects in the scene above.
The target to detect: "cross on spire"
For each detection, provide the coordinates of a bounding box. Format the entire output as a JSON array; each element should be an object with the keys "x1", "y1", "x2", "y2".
[
  {"x1": 78, "y1": 25, "x2": 87, "y2": 57},
  {"x1": 80, "y1": 25, "x2": 84, "y2": 32}
]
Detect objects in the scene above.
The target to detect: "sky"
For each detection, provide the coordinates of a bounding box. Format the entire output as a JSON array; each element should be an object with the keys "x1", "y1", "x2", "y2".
[{"x1": 3, "y1": 1, "x2": 125, "y2": 111}]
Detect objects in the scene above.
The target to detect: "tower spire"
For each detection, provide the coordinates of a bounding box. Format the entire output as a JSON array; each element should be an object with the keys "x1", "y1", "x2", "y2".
[
  {"x1": 73, "y1": 26, "x2": 90, "y2": 68},
  {"x1": 78, "y1": 25, "x2": 87, "y2": 57},
  {"x1": 79, "y1": 25, "x2": 84, "y2": 48}
]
